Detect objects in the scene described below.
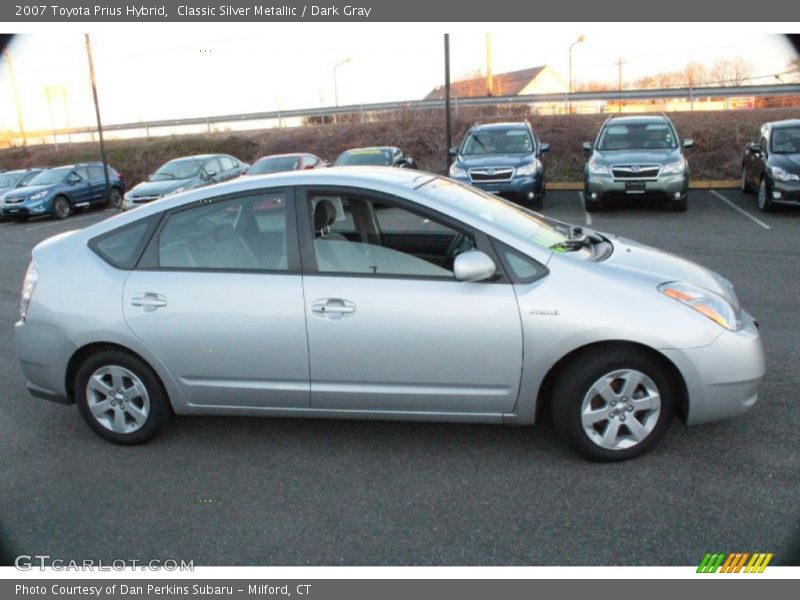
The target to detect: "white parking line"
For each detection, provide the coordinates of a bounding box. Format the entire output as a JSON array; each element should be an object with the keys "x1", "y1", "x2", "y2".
[
  {"x1": 710, "y1": 191, "x2": 771, "y2": 230},
  {"x1": 576, "y1": 191, "x2": 592, "y2": 226}
]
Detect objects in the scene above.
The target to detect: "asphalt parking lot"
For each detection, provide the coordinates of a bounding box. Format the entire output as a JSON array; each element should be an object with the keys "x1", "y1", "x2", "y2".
[{"x1": 0, "y1": 189, "x2": 798, "y2": 566}]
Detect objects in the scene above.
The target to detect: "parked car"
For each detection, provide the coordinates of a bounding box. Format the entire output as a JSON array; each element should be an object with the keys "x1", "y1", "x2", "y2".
[
  {"x1": 246, "y1": 153, "x2": 326, "y2": 175},
  {"x1": 448, "y1": 121, "x2": 549, "y2": 210},
  {"x1": 0, "y1": 168, "x2": 46, "y2": 220},
  {"x1": 123, "y1": 154, "x2": 249, "y2": 210},
  {"x1": 15, "y1": 168, "x2": 764, "y2": 460},
  {"x1": 334, "y1": 147, "x2": 416, "y2": 169},
  {"x1": 1, "y1": 163, "x2": 124, "y2": 221},
  {"x1": 583, "y1": 115, "x2": 693, "y2": 212},
  {"x1": 740, "y1": 119, "x2": 800, "y2": 211}
]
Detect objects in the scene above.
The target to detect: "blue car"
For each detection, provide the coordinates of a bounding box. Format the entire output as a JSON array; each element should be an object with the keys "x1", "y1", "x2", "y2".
[
  {"x1": 0, "y1": 162, "x2": 125, "y2": 222},
  {"x1": 448, "y1": 122, "x2": 549, "y2": 210},
  {"x1": 0, "y1": 168, "x2": 47, "y2": 220}
]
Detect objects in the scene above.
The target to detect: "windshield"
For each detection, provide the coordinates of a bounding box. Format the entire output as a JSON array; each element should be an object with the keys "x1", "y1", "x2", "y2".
[
  {"x1": 461, "y1": 128, "x2": 534, "y2": 155},
  {"x1": 28, "y1": 167, "x2": 70, "y2": 186},
  {"x1": 597, "y1": 122, "x2": 678, "y2": 151},
  {"x1": 0, "y1": 171, "x2": 24, "y2": 187},
  {"x1": 249, "y1": 156, "x2": 301, "y2": 174},
  {"x1": 151, "y1": 158, "x2": 202, "y2": 181},
  {"x1": 335, "y1": 149, "x2": 393, "y2": 166},
  {"x1": 420, "y1": 177, "x2": 592, "y2": 259},
  {"x1": 771, "y1": 126, "x2": 800, "y2": 154}
]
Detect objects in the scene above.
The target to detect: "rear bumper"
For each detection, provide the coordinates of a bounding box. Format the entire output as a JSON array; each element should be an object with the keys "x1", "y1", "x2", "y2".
[
  {"x1": 662, "y1": 311, "x2": 765, "y2": 426},
  {"x1": 15, "y1": 320, "x2": 76, "y2": 404}
]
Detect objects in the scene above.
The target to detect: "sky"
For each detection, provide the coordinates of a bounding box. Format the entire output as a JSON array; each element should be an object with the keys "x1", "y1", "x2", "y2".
[{"x1": 0, "y1": 24, "x2": 797, "y2": 135}]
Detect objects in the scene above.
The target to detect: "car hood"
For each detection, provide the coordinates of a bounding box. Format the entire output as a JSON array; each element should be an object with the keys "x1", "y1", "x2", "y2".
[
  {"x1": 456, "y1": 153, "x2": 536, "y2": 168},
  {"x1": 130, "y1": 178, "x2": 197, "y2": 196},
  {"x1": 2, "y1": 184, "x2": 53, "y2": 200},
  {"x1": 592, "y1": 148, "x2": 681, "y2": 165},
  {"x1": 769, "y1": 153, "x2": 800, "y2": 173},
  {"x1": 602, "y1": 235, "x2": 739, "y2": 307}
]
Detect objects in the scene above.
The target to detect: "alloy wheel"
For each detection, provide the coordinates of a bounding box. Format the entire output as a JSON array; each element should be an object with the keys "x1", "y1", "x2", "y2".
[{"x1": 85, "y1": 365, "x2": 151, "y2": 434}]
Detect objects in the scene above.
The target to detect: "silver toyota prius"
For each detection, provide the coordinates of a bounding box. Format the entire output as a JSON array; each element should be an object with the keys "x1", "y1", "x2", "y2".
[{"x1": 15, "y1": 167, "x2": 765, "y2": 460}]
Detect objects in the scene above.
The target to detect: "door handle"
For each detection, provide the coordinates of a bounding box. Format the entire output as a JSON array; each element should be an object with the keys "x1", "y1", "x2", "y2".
[
  {"x1": 131, "y1": 293, "x2": 167, "y2": 311},
  {"x1": 311, "y1": 299, "x2": 356, "y2": 319}
]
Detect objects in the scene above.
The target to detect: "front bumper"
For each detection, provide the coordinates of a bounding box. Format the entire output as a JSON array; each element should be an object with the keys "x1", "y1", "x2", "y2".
[
  {"x1": 455, "y1": 175, "x2": 544, "y2": 203},
  {"x1": 15, "y1": 320, "x2": 77, "y2": 404},
  {"x1": 661, "y1": 311, "x2": 765, "y2": 426},
  {"x1": 0, "y1": 201, "x2": 49, "y2": 219},
  {"x1": 585, "y1": 173, "x2": 688, "y2": 203},
  {"x1": 771, "y1": 180, "x2": 800, "y2": 204}
]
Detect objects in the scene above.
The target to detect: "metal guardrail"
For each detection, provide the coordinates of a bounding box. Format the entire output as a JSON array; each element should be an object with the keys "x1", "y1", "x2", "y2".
[{"x1": 10, "y1": 83, "x2": 800, "y2": 140}]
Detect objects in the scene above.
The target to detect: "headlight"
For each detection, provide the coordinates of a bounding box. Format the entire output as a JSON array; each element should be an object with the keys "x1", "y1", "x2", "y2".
[
  {"x1": 449, "y1": 164, "x2": 467, "y2": 178},
  {"x1": 658, "y1": 281, "x2": 741, "y2": 331},
  {"x1": 20, "y1": 261, "x2": 38, "y2": 322},
  {"x1": 163, "y1": 187, "x2": 185, "y2": 198},
  {"x1": 770, "y1": 166, "x2": 800, "y2": 182},
  {"x1": 515, "y1": 159, "x2": 542, "y2": 177},
  {"x1": 661, "y1": 159, "x2": 687, "y2": 175},
  {"x1": 587, "y1": 160, "x2": 610, "y2": 176},
  {"x1": 29, "y1": 190, "x2": 47, "y2": 200}
]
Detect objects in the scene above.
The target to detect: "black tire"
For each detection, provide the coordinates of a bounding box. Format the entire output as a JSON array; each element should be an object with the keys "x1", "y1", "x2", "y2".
[
  {"x1": 740, "y1": 165, "x2": 750, "y2": 193},
  {"x1": 52, "y1": 195, "x2": 71, "y2": 220},
  {"x1": 530, "y1": 194, "x2": 544, "y2": 211},
  {"x1": 757, "y1": 178, "x2": 775, "y2": 212},
  {"x1": 551, "y1": 347, "x2": 676, "y2": 461},
  {"x1": 584, "y1": 197, "x2": 603, "y2": 212},
  {"x1": 75, "y1": 349, "x2": 172, "y2": 445},
  {"x1": 106, "y1": 187, "x2": 123, "y2": 209},
  {"x1": 671, "y1": 195, "x2": 688, "y2": 212}
]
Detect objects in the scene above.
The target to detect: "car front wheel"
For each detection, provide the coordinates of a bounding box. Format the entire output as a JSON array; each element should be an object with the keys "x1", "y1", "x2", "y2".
[
  {"x1": 740, "y1": 165, "x2": 750, "y2": 193},
  {"x1": 106, "y1": 187, "x2": 123, "y2": 209},
  {"x1": 75, "y1": 350, "x2": 172, "y2": 444},
  {"x1": 551, "y1": 348, "x2": 676, "y2": 461},
  {"x1": 52, "y1": 195, "x2": 71, "y2": 220},
  {"x1": 757, "y1": 178, "x2": 774, "y2": 212}
]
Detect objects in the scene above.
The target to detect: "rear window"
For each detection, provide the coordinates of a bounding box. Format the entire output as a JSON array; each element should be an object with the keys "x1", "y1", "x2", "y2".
[{"x1": 89, "y1": 215, "x2": 160, "y2": 269}]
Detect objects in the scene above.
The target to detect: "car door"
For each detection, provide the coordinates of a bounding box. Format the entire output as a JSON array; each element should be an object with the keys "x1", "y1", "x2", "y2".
[
  {"x1": 122, "y1": 188, "x2": 310, "y2": 409},
  {"x1": 67, "y1": 167, "x2": 92, "y2": 206},
  {"x1": 203, "y1": 157, "x2": 224, "y2": 184},
  {"x1": 87, "y1": 166, "x2": 108, "y2": 204},
  {"x1": 297, "y1": 187, "x2": 523, "y2": 415}
]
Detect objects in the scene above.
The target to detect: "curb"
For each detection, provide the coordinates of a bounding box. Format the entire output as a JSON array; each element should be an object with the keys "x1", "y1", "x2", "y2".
[{"x1": 548, "y1": 180, "x2": 741, "y2": 191}]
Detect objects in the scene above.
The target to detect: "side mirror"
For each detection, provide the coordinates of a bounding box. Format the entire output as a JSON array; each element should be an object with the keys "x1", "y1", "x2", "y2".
[
  {"x1": 538, "y1": 142, "x2": 550, "y2": 155},
  {"x1": 454, "y1": 250, "x2": 497, "y2": 282},
  {"x1": 582, "y1": 141, "x2": 593, "y2": 154},
  {"x1": 449, "y1": 147, "x2": 459, "y2": 157},
  {"x1": 683, "y1": 138, "x2": 694, "y2": 149},
  {"x1": 205, "y1": 170, "x2": 217, "y2": 179},
  {"x1": 67, "y1": 175, "x2": 80, "y2": 185},
  {"x1": 747, "y1": 142, "x2": 762, "y2": 154}
]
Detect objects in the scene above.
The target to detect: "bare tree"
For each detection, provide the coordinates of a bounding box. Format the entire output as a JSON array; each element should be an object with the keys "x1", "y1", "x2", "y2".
[
  {"x1": 711, "y1": 58, "x2": 753, "y2": 86},
  {"x1": 682, "y1": 61, "x2": 707, "y2": 87}
]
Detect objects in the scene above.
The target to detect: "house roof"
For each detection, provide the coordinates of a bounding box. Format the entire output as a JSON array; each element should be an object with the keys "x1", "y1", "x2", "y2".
[{"x1": 424, "y1": 66, "x2": 547, "y2": 100}]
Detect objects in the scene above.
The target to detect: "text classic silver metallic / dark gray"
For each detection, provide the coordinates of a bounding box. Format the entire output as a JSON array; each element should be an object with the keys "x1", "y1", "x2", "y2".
[{"x1": 15, "y1": 168, "x2": 765, "y2": 460}]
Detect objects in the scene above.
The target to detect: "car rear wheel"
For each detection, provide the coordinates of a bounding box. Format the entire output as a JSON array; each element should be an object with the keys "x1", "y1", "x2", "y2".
[
  {"x1": 740, "y1": 165, "x2": 750, "y2": 193},
  {"x1": 757, "y1": 178, "x2": 774, "y2": 212},
  {"x1": 551, "y1": 348, "x2": 675, "y2": 461},
  {"x1": 52, "y1": 195, "x2": 71, "y2": 220},
  {"x1": 106, "y1": 187, "x2": 123, "y2": 209},
  {"x1": 75, "y1": 350, "x2": 172, "y2": 444}
]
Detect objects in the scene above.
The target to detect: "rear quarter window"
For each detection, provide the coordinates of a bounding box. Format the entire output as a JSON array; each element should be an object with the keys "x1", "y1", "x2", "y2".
[{"x1": 89, "y1": 215, "x2": 160, "y2": 269}]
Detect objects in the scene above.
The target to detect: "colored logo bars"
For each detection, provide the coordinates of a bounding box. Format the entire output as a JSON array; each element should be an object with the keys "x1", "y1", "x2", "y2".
[{"x1": 697, "y1": 552, "x2": 773, "y2": 573}]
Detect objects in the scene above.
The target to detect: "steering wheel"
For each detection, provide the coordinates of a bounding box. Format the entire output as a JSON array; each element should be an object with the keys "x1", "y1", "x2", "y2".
[{"x1": 444, "y1": 232, "x2": 473, "y2": 270}]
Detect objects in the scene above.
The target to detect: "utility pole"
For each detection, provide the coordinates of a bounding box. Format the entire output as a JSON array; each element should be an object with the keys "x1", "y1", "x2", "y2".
[
  {"x1": 3, "y1": 49, "x2": 26, "y2": 147},
  {"x1": 85, "y1": 34, "x2": 111, "y2": 204},
  {"x1": 444, "y1": 33, "x2": 452, "y2": 173},
  {"x1": 614, "y1": 57, "x2": 626, "y2": 113},
  {"x1": 485, "y1": 33, "x2": 493, "y2": 96}
]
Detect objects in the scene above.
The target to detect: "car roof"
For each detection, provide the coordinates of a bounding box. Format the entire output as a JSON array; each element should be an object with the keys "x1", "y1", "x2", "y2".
[
  {"x1": 605, "y1": 115, "x2": 671, "y2": 125},
  {"x1": 167, "y1": 154, "x2": 227, "y2": 161},
  {"x1": 340, "y1": 146, "x2": 399, "y2": 153},
  {"x1": 470, "y1": 122, "x2": 529, "y2": 131},
  {"x1": 767, "y1": 119, "x2": 800, "y2": 128},
  {"x1": 254, "y1": 153, "x2": 309, "y2": 160}
]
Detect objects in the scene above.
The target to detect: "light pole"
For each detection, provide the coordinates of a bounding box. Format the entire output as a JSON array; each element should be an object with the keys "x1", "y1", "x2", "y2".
[
  {"x1": 333, "y1": 58, "x2": 351, "y2": 107},
  {"x1": 567, "y1": 34, "x2": 585, "y2": 114}
]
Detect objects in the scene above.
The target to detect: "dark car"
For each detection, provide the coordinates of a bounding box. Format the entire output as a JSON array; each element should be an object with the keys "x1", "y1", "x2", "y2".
[
  {"x1": 123, "y1": 153, "x2": 249, "y2": 210},
  {"x1": 741, "y1": 119, "x2": 800, "y2": 212},
  {"x1": 448, "y1": 122, "x2": 549, "y2": 210},
  {"x1": 334, "y1": 146, "x2": 416, "y2": 169},
  {"x1": 246, "y1": 153, "x2": 326, "y2": 175},
  {"x1": 0, "y1": 163, "x2": 124, "y2": 222},
  {"x1": 583, "y1": 115, "x2": 693, "y2": 212},
  {"x1": 0, "y1": 168, "x2": 47, "y2": 220}
]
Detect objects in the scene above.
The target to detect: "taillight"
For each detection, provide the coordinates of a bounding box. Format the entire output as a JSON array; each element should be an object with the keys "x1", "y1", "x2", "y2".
[{"x1": 20, "y1": 261, "x2": 38, "y2": 322}]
